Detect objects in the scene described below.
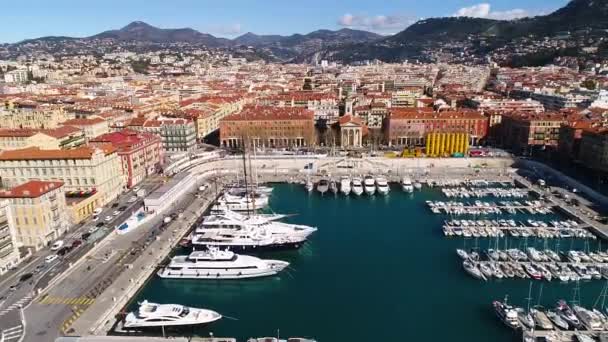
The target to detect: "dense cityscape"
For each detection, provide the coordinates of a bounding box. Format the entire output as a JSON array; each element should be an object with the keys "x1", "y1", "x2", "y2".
[{"x1": 4, "y1": 1, "x2": 608, "y2": 342}]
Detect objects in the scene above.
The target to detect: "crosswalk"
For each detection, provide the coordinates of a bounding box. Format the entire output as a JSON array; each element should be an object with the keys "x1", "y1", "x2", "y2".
[
  {"x1": 0, "y1": 294, "x2": 32, "y2": 318},
  {"x1": 1, "y1": 325, "x2": 23, "y2": 341},
  {"x1": 38, "y1": 295, "x2": 95, "y2": 306}
]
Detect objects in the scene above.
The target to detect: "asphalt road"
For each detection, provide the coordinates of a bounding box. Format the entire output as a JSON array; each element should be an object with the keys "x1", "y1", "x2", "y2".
[
  {"x1": 0, "y1": 175, "x2": 165, "y2": 340},
  {"x1": 20, "y1": 176, "x2": 212, "y2": 342}
]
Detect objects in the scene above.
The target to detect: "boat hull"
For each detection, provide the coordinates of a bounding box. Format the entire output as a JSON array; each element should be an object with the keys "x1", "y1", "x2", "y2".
[
  {"x1": 158, "y1": 267, "x2": 284, "y2": 280},
  {"x1": 192, "y1": 240, "x2": 306, "y2": 252}
]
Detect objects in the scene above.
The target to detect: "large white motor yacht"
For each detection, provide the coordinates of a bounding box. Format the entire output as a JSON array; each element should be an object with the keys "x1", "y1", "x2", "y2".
[
  {"x1": 124, "y1": 300, "x2": 222, "y2": 328},
  {"x1": 363, "y1": 176, "x2": 376, "y2": 195},
  {"x1": 351, "y1": 177, "x2": 364, "y2": 196},
  {"x1": 212, "y1": 193, "x2": 269, "y2": 212},
  {"x1": 339, "y1": 176, "x2": 351, "y2": 196},
  {"x1": 158, "y1": 248, "x2": 289, "y2": 279},
  {"x1": 192, "y1": 228, "x2": 308, "y2": 251},
  {"x1": 376, "y1": 176, "x2": 390, "y2": 195},
  {"x1": 197, "y1": 210, "x2": 317, "y2": 238},
  {"x1": 401, "y1": 177, "x2": 414, "y2": 193}
]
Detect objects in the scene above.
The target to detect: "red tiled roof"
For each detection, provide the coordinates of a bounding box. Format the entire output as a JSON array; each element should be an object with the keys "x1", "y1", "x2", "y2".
[
  {"x1": 222, "y1": 106, "x2": 314, "y2": 122},
  {"x1": 0, "y1": 180, "x2": 64, "y2": 198},
  {"x1": 0, "y1": 145, "x2": 116, "y2": 161},
  {"x1": 61, "y1": 118, "x2": 106, "y2": 126}
]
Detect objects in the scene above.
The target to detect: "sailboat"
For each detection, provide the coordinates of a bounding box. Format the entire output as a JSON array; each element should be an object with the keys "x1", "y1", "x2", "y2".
[{"x1": 518, "y1": 282, "x2": 535, "y2": 330}]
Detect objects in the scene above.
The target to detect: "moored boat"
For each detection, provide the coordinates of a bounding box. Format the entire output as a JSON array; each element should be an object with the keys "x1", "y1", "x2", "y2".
[{"x1": 124, "y1": 300, "x2": 221, "y2": 328}]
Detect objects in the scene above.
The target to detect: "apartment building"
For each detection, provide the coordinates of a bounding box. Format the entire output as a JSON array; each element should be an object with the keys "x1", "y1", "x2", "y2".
[
  {"x1": 220, "y1": 106, "x2": 315, "y2": 148},
  {"x1": 0, "y1": 106, "x2": 70, "y2": 129},
  {"x1": 90, "y1": 130, "x2": 163, "y2": 188},
  {"x1": 0, "y1": 199, "x2": 19, "y2": 275},
  {"x1": 0, "y1": 181, "x2": 68, "y2": 251},
  {"x1": 499, "y1": 112, "x2": 568, "y2": 152},
  {"x1": 3, "y1": 69, "x2": 29, "y2": 83},
  {"x1": 0, "y1": 126, "x2": 85, "y2": 150},
  {"x1": 384, "y1": 108, "x2": 488, "y2": 147},
  {"x1": 61, "y1": 117, "x2": 110, "y2": 140},
  {"x1": 578, "y1": 128, "x2": 608, "y2": 172},
  {"x1": 0, "y1": 145, "x2": 125, "y2": 206}
]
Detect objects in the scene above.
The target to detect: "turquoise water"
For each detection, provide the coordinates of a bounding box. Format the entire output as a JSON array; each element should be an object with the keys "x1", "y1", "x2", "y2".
[{"x1": 131, "y1": 184, "x2": 608, "y2": 341}]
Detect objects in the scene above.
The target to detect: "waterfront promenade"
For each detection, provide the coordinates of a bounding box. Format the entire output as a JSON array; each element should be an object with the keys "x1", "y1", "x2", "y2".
[{"x1": 68, "y1": 178, "x2": 228, "y2": 336}]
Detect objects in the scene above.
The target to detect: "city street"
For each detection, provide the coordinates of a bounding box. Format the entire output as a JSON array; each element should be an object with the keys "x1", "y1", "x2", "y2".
[
  {"x1": 19, "y1": 175, "x2": 214, "y2": 342},
  {"x1": 0, "y1": 175, "x2": 165, "y2": 341}
]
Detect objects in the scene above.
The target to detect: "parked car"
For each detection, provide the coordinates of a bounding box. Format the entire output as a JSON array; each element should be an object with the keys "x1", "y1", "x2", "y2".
[
  {"x1": 93, "y1": 207, "x2": 103, "y2": 215},
  {"x1": 19, "y1": 273, "x2": 33, "y2": 282},
  {"x1": 127, "y1": 196, "x2": 137, "y2": 203},
  {"x1": 104, "y1": 215, "x2": 112, "y2": 222},
  {"x1": 92, "y1": 215, "x2": 99, "y2": 222},
  {"x1": 95, "y1": 222, "x2": 105, "y2": 228},
  {"x1": 50, "y1": 240, "x2": 64, "y2": 251},
  {"x1": 71, "y1": 240, "x2": 82, "y2": 248},
  {"x1": 56, "y1": 247, "x2": 69, "y2": 256},
  {"x1": 111, "y1": 202, "x2": 119, "y2": 208},
  {"x1": 81, "y1": 232, "x2": 91, "y2": 240},
  {"x1": 118, "y1": 206, "x2": 127, "y2": 211},
  {"x1": 112, "y1": 210, "x2": 120, "y2": 216},
  {"x1": 88, "y1": 226, "x2": 99, "y2": 234},
  {"x1": 45, "y1": 255, "x2": 58, "y2": 263}
]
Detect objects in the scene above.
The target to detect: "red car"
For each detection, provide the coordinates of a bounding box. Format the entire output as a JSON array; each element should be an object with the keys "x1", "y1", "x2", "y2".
[{"x1": 71, "y1": 240, "x2": 83, "y2": 248}]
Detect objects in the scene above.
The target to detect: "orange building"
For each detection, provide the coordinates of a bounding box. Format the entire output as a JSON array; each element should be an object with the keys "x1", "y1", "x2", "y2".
[{"x1": 220, "y1": 106, "x2": 315, "y2": 148}]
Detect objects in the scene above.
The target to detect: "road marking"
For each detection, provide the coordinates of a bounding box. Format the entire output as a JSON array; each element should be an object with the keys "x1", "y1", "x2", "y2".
[
  {"x1": 1, "y1": 325, "x2": 23, "y2": 341},
  {"x1": 38, "y1": 296, "x2": 94, "y2": 306}
]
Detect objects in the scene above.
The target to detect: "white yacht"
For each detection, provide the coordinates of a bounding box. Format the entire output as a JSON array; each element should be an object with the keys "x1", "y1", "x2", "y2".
[
  {"x1": 413, "y1": 181, "x2": 422, "y2": 190},
  {"x1": 401, "y1": 177, "x2": 414, "y2": 193},
  {"x1": 248, "y1": 338, "x2": 317, "y2": 342},
  {"x1": 212, "y1": 193, "x2": 269, "y2": 212},
  {"x1": 317, "y1": 179, "x2": 329, "y2": 195},
  {"x1": 363, "y1": 176, "x2": 376, "y2": 195},
  {"x1": 351, "y1": 177, "x2": 364, "y2": 196},
  {"x1": 248, "y1": 338, "x2": 316, "y2": 342},
  {"x1": 158, "y1": 248, "x2": 289, "y2": 279},
  {"x1": 124, "y1": 300, "x2": 221, "y2": 328},
  {"x1": 227, "y1": 185, "x2": 273, "y2": 196},
  {"x1": 197, "y1": 210, "x2": 317, "y2": 239},
  {"x1": 192, "y1": 228, "x2": 308, "y2": 251},
  {"x1": 376, "y1": 176, "x2": 390, "y2": 195},
  {"x1": 305, "y1": 179, "x2": 314, "y2": 193},
  {"x1": 339, "y1": 176, "x2": 351, "y2": 196}
]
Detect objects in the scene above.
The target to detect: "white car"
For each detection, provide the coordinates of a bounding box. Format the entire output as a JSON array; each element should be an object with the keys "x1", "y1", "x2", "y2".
[
  {"x1": 132, "y1": 186, "x2": 141, "y2": 193},
  {"x1": 45, "y1": 255, "x2": 58, "y2": 263},
  {"x1": 112, "y1": 210, "x2": 120, "y2": 216},
  {"x1": 128, "y1": 196, "x2": 137, "y2": 203},
  {"x1": 92, "y1": 215, "x2": 99, "y2": 221},
  {"x1": 50, "y1": 240, "x2": 63, "y2": 251},
  {"x1": 93, "y1": 207, "x2": 103, "y2": 215},
  {"x1": 104, "y1": 216, "x2": 112, "y2": 222}
]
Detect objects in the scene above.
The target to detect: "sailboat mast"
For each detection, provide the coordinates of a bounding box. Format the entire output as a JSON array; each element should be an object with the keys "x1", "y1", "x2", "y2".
[
  {"x1": 248, "y1": 142, "x2": 256, "y2": 215},
  {"x1": 241, "y1": 136, "x2": 251, "y2": 216}
]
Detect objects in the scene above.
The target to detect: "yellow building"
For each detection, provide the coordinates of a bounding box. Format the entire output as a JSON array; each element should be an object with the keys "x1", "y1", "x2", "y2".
[
  {"x1": 0, "y1": 199, "x2": 20, "y2": 275},
  {"x1": 0, "y1": 181, "x2": 68, "y2": 250},
  {"x1": 0, "y1": 145, "x2": 126, "y2": 207},
  {"x1": 425, "y1": 132, "x2": 469, "y2": 157},
  {"x1": 0, "y1": 106, "x2": 70, "y2": 129},
  {"x1": 0, "y1": 126, "x2": 85, "y2": 151}
]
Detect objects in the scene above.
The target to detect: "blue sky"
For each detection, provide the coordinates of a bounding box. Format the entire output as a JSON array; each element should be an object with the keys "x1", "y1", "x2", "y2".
[{"x1": 1, "y1": 0, "x2": 568, "y2": 43}]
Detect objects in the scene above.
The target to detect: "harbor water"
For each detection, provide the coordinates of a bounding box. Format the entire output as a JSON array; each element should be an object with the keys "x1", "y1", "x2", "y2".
[{"x1": 130, "y1": 183, "x2": 608, "y2": 341}]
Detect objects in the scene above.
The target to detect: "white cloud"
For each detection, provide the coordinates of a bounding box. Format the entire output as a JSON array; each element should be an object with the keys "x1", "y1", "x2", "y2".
[
  {"x1": 453, "y1": 3, "x2": 530, "y2": 20},
  {"x1": 338, "y1": 13, "x2": 415, "y2": 33}
]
